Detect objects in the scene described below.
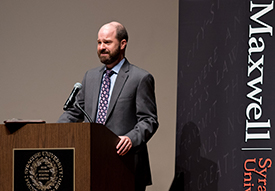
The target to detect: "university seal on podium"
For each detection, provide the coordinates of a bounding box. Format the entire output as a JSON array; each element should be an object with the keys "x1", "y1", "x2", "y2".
[
  {"x1": 24, "y1": 151, "x2": 64, "y2": 191},
  {"x1": 13, "y1": 148, "x2": 74, "y2": 191}
]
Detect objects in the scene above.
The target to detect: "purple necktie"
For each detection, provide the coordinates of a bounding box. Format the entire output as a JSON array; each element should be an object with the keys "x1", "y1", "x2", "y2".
[{"x1": 96, "y1": 69, "x2": 114, "y2": 124}]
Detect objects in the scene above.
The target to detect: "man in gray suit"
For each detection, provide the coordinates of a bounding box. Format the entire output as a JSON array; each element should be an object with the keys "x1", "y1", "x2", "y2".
[{"x1": 58, "y1": 21, "x2": 158, "y2": 191}]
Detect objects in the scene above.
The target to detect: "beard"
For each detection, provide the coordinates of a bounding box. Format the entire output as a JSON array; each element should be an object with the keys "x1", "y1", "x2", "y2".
[{"x1": 98, "y1": 45, "x2": 120, "y2": 65}]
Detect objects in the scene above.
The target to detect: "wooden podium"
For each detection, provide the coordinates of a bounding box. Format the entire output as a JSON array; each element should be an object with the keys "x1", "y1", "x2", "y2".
[{"x1": 0, "y1": 122, "x2": 135, "y2": 191}]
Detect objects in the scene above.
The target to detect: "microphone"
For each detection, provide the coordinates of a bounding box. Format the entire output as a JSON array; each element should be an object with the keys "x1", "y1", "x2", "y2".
[{"x1": 63, "y1": 82, "x2": 82, "y2": 111}]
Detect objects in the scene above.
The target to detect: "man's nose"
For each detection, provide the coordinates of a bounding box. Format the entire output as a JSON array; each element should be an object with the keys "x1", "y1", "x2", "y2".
[{"x1": 99, "y1": 43, "x2": 106, "y2": 50}]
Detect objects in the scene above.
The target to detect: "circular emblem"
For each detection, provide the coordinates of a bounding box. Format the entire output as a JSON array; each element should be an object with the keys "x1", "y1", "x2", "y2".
[{"x1": 24, "y1": 151, "x2": 63, "y2": 191}]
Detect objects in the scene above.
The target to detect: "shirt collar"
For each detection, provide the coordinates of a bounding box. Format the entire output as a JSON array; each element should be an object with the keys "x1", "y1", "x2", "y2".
[{"x1": 105, "y1": 58, "x2": 125, "y2": 74}]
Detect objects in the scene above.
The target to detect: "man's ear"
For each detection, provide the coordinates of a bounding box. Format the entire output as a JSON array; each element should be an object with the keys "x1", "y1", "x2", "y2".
[{"x1": 120, "y1": 39, "x2": 127, "y2": 50}]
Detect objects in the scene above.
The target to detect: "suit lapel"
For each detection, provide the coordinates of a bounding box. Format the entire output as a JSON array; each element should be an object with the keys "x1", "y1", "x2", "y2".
[
  {"x1": 90, "y1": 67, "x2": 105, "y2": 122},
  {"x1": 106, "y1": 60, "x2": 130, "y2": 122}
]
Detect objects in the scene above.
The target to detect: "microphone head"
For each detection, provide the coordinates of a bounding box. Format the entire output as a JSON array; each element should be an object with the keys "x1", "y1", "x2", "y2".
[
  {"x1": 63, "y1": 82, "x2": 83, "y2": 111},
  {"x1": 74, "y1": 82, "x2": 82, "y2": 89}
]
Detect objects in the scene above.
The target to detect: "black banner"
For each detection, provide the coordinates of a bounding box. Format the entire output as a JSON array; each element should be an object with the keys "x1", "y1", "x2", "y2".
[{"x1": 171, "y1": 0, "x2": 275, "y2": 190}]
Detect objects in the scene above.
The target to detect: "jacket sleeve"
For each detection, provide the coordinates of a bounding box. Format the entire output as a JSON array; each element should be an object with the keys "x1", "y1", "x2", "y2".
[{"x1": 124, "y1": 73, "x2": 159, "y2": 147}]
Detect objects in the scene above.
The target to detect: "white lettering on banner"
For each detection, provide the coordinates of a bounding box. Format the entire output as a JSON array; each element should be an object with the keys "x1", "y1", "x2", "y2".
[{"x1": 244, "y1": 1, "x2": 273, "y2": 145}]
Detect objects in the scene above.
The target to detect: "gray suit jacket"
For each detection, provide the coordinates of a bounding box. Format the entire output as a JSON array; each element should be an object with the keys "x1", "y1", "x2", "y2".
[{"x1": 58, "y1": 58, "x2": 158, "y2": 186}]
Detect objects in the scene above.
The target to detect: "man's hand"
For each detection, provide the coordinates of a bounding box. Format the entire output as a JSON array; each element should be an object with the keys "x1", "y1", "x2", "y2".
[{"x1": 116, "y1": 136, "x2": 132, "y2": 156}]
